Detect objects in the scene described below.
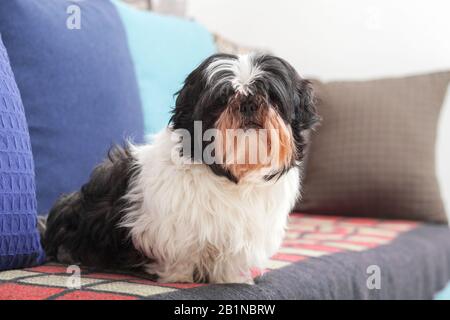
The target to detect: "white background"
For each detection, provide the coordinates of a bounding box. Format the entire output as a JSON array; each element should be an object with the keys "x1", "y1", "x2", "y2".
[
  {"x1": 188, "y1": 0, "x2": 450, "y2": 219},
  {"x1": 187, "y1": 0, "x2": 450, "y2": 80}
]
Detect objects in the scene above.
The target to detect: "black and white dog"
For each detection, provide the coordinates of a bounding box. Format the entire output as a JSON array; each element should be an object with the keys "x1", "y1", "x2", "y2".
[{"x1": 43, "y1": 53, "x2": 319, "y2": 284}]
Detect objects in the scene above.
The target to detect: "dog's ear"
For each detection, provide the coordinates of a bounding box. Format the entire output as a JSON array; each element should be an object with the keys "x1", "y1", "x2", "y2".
[
  {"x1": 171, "y1": 54, "x2": 235, "y2": 129},
  {"x1": 295, "y1": 79, "x2": 320, "y2": 131},
  {"x1": 170, "y1": 68, "x2": 205, "y2": 130},
  {"x1": 261, "y1": 54, "x2": 320, "y2": 131}
]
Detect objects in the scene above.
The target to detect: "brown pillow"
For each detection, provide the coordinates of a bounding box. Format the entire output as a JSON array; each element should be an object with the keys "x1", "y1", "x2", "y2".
[{"x1": 296, "y1": 71, "x2": 450, "y2": 224}]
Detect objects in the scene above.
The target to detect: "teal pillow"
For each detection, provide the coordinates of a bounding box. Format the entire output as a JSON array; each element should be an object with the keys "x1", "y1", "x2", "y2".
[
  {"x1": 435, "y1": 281, "x2": 450, "y2": 300},
  {"x1": 112, "y1": 0, "x2": 216, "y2": 134}
]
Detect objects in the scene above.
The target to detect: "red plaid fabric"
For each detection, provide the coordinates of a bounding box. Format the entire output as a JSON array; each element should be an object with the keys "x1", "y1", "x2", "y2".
[{"x1": 0, "y1": 213, "x2": 418, "y2": 300}]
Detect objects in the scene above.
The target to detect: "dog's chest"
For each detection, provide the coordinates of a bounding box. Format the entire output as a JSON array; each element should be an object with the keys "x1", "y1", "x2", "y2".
[
  {"x1": 125, "y1": 141, "x2": 300, "y2": 265},
  {"x1": 149, "y1": 164, "x2": 296, "y2": 248}
]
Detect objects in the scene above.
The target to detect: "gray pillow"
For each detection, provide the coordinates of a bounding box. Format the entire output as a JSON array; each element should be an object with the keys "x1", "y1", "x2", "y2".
[{"x1": 296, "y1": 71, "x2": 450, "y2": 224}]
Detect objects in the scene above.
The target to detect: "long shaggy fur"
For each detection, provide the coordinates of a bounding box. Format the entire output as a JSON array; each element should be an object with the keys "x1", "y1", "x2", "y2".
[
  {"x1": 120, "y1": 129, "x2": 300, "y2": 283},
  {"x1": 43, "y1": 147, "x2": 146, "y2": 269},
  {"x1": 43, "y1": 53, "x2": 319, "y2": 284}
]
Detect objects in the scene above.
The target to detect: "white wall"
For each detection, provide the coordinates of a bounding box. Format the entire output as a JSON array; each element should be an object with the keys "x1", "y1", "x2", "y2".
[
  {"x1": 437, "y1": 86, "x2": 450, "y2": 220},
  {"x1": 187, "y1": 0, "x2": 450, "y2": 81}
]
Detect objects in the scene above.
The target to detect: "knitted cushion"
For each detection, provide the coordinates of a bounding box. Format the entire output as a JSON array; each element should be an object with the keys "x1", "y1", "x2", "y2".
[{"x1": 0, "y1": 34, "x2": 45, "y2": 270}]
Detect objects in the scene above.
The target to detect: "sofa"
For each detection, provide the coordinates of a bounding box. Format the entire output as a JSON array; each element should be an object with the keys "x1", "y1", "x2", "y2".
[{"x1": 1, "y1": 0, "x2": 450, "y2": 300}]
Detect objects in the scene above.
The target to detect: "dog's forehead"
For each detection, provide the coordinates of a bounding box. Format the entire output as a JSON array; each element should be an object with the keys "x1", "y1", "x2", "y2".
[
  {"x1": 204, "y1": 54, "x2": 264, "y2": 96},
  {"x1": 203, "y1": 54, "x2": 294, "y2": 99}
]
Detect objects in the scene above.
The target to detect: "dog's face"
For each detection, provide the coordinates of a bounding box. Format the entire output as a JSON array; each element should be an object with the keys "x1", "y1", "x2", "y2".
[{"x1": 171, "y1": 53, "x2": 319, "y2": 182}]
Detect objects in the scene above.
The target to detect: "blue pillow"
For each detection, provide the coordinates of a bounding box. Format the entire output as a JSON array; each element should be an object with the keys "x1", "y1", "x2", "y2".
[
  {"x1": 112, "y1": 0, "x2": 216, "y2": 134},
  {"x1": 0, "y1": 0, "x2": 145, "y2": 214},
  {"x1": 0, "y1": 34, "x2": 45, "y2": 270}
]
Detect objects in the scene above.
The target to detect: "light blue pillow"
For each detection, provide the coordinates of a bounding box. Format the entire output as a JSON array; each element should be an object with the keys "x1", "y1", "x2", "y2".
[
  {"x1": 112, "y1": 0, "x2": 216, "y2": 135},
  {"x1": 435, "y1": 281, "x2": 450, "y2": 300}
]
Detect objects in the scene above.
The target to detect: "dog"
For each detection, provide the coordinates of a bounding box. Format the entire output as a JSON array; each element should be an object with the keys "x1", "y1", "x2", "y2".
[{"x1": 43, "y1": 53, "x2": 319, "y2": 284}]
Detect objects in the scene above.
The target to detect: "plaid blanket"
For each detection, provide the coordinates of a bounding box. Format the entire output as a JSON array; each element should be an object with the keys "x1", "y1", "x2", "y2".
[{"x1": 1, "y1": 213, "x2": 449, "y2": 300}]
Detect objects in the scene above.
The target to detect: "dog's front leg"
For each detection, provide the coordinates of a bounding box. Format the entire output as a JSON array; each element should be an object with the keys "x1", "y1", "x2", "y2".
[{"x1": 207, "y1": 256, "x2": 255, "y2": 285}]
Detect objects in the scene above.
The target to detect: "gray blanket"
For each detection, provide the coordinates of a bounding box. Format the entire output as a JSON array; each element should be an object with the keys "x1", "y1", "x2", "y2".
[{"x1": 149, "y1": 224, "x2": 450, "y2": 299}]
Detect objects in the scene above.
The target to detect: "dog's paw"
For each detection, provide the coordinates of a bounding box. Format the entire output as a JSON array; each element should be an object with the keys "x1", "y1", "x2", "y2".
[
  {"x1": 144, "y1": 263, "x2": 194, "y2": 283},
  {"x1": 157, "y1": 274, "x2": 194, "y2": 284},
  {"x1": 212, "y1": 274, "x2": 255, "y2": 285},
  {"x1": 240, "y1": 278, "x2": 255, "y2": 285}
]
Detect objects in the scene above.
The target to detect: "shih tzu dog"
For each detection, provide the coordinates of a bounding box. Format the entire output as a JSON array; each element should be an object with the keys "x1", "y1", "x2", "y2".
[{"x1": 43, "y1": 53, "x2": 319, "y2": 284}]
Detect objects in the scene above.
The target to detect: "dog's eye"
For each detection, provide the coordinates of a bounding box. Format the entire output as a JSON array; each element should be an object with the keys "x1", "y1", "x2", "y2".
[
  {"x1": 217, "y1": 94, "x2": 229, "y2": 106},
  {"x1": 268, "y1": 92, "x2": 280, "y2": 106},
  {"x1": 216, "y1": 86, "x2": 233, "y2": 107}
]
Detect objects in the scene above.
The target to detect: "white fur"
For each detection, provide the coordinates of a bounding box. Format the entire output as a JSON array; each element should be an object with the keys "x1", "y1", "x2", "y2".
[
  {"x1": 121, "y1": 128, "x2": 300, "y2": 284},
  {"x1": 206, "y1": 54, "x2": 264, "y2": 95}
]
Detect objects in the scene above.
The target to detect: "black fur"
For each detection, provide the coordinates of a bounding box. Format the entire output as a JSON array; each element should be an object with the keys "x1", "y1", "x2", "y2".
[
  {"x1": 170, "y1": 53, "x2": 320, "y2": 182},
  {"x1": 43, "y1": 146, "x2": 147, "y2": 270}
]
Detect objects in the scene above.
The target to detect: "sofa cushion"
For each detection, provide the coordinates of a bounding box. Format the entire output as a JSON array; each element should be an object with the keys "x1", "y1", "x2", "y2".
[
  {"x1": 297, "y1": 72, "x2": 450, "y2": 223},
  {"x1": 0, "y1": 0, "x2": 145, "y2": 214},
  {"x1": 0, "y1": 34, "x2": 45, "y2": 270},
  {"x1": 112, "y1": 0, "x2": 216, "y2": 134}
]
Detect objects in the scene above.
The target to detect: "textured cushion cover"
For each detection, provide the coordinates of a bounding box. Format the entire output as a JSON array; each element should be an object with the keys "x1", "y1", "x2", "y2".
[
  {"x1": 0, "y1": 34, "x2": 45, "y2": 270},
  {"x1": 112, "y1": 0, "x2": 216, "y2": 134},
  {"x1": 0, "y1": 0, "x2": 145, "y2": 214},
  {"x1": 297, "y1": 72, "x2": 450, "y2": 223}
]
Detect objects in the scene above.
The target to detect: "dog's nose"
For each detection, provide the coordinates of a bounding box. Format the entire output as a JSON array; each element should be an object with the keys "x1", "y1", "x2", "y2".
[{"x1": 240, "y1": 102, "x2": 258, "y2": 117}]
